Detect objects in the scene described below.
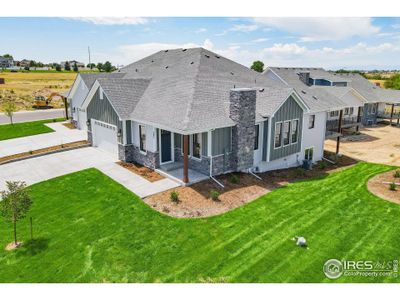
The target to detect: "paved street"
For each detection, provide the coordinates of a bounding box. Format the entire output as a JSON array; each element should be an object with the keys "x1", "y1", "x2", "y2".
[{"x1": 0, "y1": 108, "x2": 67, "y2": 124}]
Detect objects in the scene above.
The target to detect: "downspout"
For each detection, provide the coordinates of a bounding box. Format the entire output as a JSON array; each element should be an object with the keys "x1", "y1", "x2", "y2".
[{"x1": 209, "y1": 129, "x2": 224, "y2": 188}]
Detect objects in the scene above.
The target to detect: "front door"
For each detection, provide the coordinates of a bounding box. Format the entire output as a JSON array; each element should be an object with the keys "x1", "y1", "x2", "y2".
[{"x1": 161, "y1": 130, "x2": 172, "y2": 163}]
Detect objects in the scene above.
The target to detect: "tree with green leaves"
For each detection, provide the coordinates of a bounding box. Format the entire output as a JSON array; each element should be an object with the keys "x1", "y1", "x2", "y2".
[
  {"x1": 3, "y1": 100, "x2": 16, "y2": 125},
  {"x1": 64, "y1": 61, "x2": 71, "y2": 71},
  {"x1": 87, "y1": 63, "x2": 96, "y2": 69},
  {"x1": 55, "y1": 64, "x2": 62, "y2": 72},
  {"x1": 251, "y1": 61, "x2": 265, "y2": 73},
  {"x1": 103, "y1": 61, "x2": 114, "y2": 72},
  {"x1": 1, "y1": 181, "x2": 33, "y2": 247},
  {"x1": 96, "y1": 62, "x2": 103, "y2": 71},
  {"x1": 2, "y1": 54, "x2": 13, "y2": 60},
  {"x1": 73, "y1": 62, "x2": 78, "y2": 72}
]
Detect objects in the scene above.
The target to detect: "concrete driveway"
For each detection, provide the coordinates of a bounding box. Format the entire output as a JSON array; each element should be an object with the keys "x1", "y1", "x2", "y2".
[
  {"x1": 0, "y1": 122, "x2": 87, "y2": 157},
  {"x1": 0, "y1": 147, "x2": 179, "y2": 198}
]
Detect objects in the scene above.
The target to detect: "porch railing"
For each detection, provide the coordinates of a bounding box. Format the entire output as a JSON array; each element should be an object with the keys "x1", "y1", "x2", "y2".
[{"x1": 325, "y1": 116, "x2": 360, "y2": 133}]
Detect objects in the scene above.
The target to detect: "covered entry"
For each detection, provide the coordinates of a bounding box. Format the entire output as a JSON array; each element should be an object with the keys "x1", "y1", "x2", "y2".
[
  {"x1": 91, "y1": 119, "x2": 118, "y2": 158},
  {"x1": 160, "y1": 129, "x2": 173, "y2": 164}
]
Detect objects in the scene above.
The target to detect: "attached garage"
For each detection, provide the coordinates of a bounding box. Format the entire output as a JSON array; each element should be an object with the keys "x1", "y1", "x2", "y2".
[{"x1": 91, "y1": 119, "x2": 118, "y2": 158}]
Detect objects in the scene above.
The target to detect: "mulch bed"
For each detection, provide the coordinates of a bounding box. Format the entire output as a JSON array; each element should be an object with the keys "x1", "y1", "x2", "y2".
[
  {"x1": 116, "y1": 161, "x2": 164, "y2": 182},
  {"x1": 0, "y1": 140, "x2": 89, "y2": 164},
  {"x1": 144, "y1": 153, "x2": 358, "y2": 218},
  {"x1": 368, "y1": 170, "x2": 400, "y2": 204},
  {"x1": 62, "y1": 122, "x2": 76, "y2": 129}
]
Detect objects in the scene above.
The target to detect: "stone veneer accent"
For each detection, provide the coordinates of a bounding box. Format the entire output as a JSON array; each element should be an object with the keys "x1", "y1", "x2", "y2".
[
  {"x1": 229, "y1": 88, "x2": 256, "y2": 172},
  {"x1": 119, "y1": 144, "x2": 160, "y2": 169},
  {"x1": 87, "y1": 131, "x2": 93, "y2": 145},
  {"x1": 71, "y1": 119, "x2": 78, "y2": 128}
]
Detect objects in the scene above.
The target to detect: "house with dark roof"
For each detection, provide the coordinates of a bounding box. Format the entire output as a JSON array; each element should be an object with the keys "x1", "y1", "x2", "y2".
[
  {"x1": 68, "y1": 48, "x2": 400, "y2": 185},
  {"x1": 0, "y1": 56, "x2": 14, "y2": 68}
]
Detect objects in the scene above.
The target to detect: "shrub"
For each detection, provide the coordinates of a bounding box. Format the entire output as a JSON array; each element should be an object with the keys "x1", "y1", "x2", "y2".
[
  {"x1": 319, "y1": 161, "x2": 328, "y2": 170},
  {"x1": 394, "y1": 170, "x2": 400, "y2": 178},
  {"x1": 295, "y1": 167, "x2": 306, "y2": 177},
  {"x1": 170, "y1": 191, "x2": 179, "y2": 203},
  {"x1": 229, "y1": 174, "x2": 240, "y2": 184},
  {"x1": 389, "y1": 183, "x2": 397, "y2": 191},
  {"x1": 209, "y1": 190, "x2": 220, "y2": 201}
]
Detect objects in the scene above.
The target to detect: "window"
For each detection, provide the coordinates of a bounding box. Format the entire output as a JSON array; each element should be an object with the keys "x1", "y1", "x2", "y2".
[
  {"x1": 274, "y1": 122, "x2": 282, "y2": 148},
  {"x1": 99, "y1": 87, "x2": 104, "y2": 100},
  {"x1": 372, "y1": 104, "x2": 377, "y2": 114},
  {"x1": 192, "y1": 133, "x2": 201, "y2": 159},
  {"x1": 254, "y1": 124, "x2": 260, "y2": 150},
  {"x1": 308, "y1": 115, "x2": 315, "y2": 129},
  {"x1": 305, "y1": 147, "x2": 314, "y2": 161},
  {"x1": 291, "y1": 120, "x2": 299, "y2": 143},
  {"x1": 350, "y1": 107, "x2": 354, "y2": 115},
  {"x1": 283, "y1": 121, "x2": 291, "y2": 146},
  {"x1": 330, "y1": 111, "x2": 339, "y2": 118},
  {"x1": 139, "y1": 125, "x2": 146, "y2": 152},
  {"x1": 344, "y1": 108, "x2": 350, "y2": 115}
]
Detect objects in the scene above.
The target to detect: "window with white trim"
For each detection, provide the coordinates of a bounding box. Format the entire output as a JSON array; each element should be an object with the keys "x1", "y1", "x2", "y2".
[
  {"x1": 308, "y1": 115, "x2": 315, "y2": 129},
  {"x1": 254, "y1": 124, "x2": 260, "y2": 150},
  {"x1": 139, "y1": 125, "x2": 146, "y2": 152},
  {"x1": 305, "y1": 147, "x2": 314, "y2": 161},
  {"x1": 283, "y1": 121, "x2": 291, "y2": 146},
  {"x1": 291, "y1": 119, "x2": 299, "y2": 143},
  {"x1": 274, "y1": 122, "x2": 282, "y2": 148}
]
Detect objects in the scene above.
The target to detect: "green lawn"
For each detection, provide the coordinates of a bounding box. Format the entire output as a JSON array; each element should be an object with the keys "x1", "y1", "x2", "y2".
[
  {"x1": 0, "y1": 118, "x2": 66, "y2": 141},
  {"x1": 0, "y1": 162, "x2": 399, "y2": 283}
]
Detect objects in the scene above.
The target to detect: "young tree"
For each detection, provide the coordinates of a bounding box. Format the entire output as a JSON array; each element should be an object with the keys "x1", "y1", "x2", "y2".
[
  {"x1": 73, "y1": 62, "x2": 78, "y2": 72},
  {"x1": 103, "y1": 61, "x2": 114, "y2": 72},
  {"x1": 251, "y1": 60, "x2": 265, "y2": 73},
  {"x1": 87, "y1": 63, "x2": 96, "y2": 69},
  {"x1": 0, "y1": 181, "x2": 32, "y2": 246},
  {"x1": 55, "y1": 64, "x2": 62, "y2": 72},
  {"x1": 2, "y1": 54, "x2": 13, "y2": 60},
  {"x1": 96, "y1": 62, "x2": 103, "y2": 72},
  {"x1": 3, "y1": 100, "x2": 16, "y2": 125},
  {"x1": 64, "y1": 61, "x2": 71, "y2": 71}
]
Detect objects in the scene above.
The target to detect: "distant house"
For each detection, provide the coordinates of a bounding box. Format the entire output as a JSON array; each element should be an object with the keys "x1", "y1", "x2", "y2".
[
  {"x1": 18, "y1": 59, "x2": 32, "y2": 68},
  {"x1": 0, "y1": 56, "x2": 14, "y2": 68},
  {"x1": 61, "y1": 60, "x2": 85, "y2": 69}
]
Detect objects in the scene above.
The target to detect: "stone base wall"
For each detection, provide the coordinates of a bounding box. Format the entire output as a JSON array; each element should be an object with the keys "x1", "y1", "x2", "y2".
[
  {"x1": 87, "y1": 131, "x2": 93, "y2": 145},
  {"x1": 119, "y1": 144, "x2": 160, "y2": 169},
  {"x1": 71, "y1": 119, "x2": 78, "y2": 128},
  {"x1": 174, "y1": 148, "x2": 235, "y2": 176}
]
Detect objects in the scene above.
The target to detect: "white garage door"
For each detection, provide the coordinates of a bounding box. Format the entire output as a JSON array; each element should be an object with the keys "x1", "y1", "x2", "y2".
[
  {"x1": 77, "y1": 109, "x2": 87, "y2": 131},
  {"x1": 91, "y1": 119, "x2": 118, "y2": 158}
]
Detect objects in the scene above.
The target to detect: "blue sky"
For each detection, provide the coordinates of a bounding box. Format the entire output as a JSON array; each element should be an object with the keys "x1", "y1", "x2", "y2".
[{"x1": 1, "y1": 17, "x2": 400, "y2": 70}]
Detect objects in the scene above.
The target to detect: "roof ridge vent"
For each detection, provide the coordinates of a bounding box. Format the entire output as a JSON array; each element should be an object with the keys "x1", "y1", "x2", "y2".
[
  {"x1": 205, "y1": 54, "x2": 210, "y2": 58},
  {"x1": 230, "y1": 72, "x2": 234, "y2": 75},
  {"x1": 259, "y1": 88, "x2": 265, "y2": 92},
  {"x1": 190, "y1": 61, "x2": 194, "y2": 65},
  {"x1": 215, "y1": 55, "x2": 220, "y2": 58},
  {"x1": 135, "y1": 69, "x2": 138, "y2": 72},
  {"x1": 165, "y1": 66, "x2": 169, "y2": 69},
  {"x1": 312, "y1": 95, "x2": 318, "y2": 100},
  {"x1": 301, "y1": 90, "x2": 306, "y2": 94},
  {"x1": 182, "y1": 49, "x2": 187, "y2": 52},
  {"x1": 164, "y1": 50, "x2": 169, "y2": 52},
  {"x1": 151, "y1": 60, "x2": 154, "y2": 63}
]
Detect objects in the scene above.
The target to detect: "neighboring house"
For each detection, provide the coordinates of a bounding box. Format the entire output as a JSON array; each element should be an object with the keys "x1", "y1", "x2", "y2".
[
  {"x1": 0, "y1": 56, "x2": 14, "y2": 68},
  {"x1": 18, "y1": 59, "x2": 32, "y2": 68},
  {"x1": 61, "y1": 60, "x2": 85, "y2": 69},
  {"x1": 69, "y1": 48, "x2": 400, "y2": 185}
]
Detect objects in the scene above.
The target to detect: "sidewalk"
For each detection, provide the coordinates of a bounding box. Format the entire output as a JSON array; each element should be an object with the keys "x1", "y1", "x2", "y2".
[
  {"x1": 0, "y1": 108, "x2": 66, "y2": 124},
  {"x1": 0, "y1": 122, "x2": 87, "y2": 157}
]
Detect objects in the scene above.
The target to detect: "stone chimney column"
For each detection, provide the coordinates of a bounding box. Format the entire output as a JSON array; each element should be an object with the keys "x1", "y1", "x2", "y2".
[{"x1": 229, "y1": 88, "x2": 256, "y2": 172}]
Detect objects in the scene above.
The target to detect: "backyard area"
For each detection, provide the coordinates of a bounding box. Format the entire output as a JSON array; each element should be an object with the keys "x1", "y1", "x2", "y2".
[
  {"x1": 325, "y1": 124, "x2": 400, "y2": 166},
  {"x1": 0, "y1": 71, "x2": 75, "y2": 111},
  {"x1": 0, "y1": 162, "x2": 399, "y2": 283},
  {"x1": 0, "y1": 118, "x2": 66, "y2": 141}
]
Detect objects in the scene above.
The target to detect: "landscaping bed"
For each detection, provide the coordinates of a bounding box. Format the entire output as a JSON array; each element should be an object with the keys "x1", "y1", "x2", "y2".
[
  {"x1": 144, "y1": 154, "x2": 358, "y2": 218},
  {"x1": 62, "y1": 122, "x2": 76, "y2": 129},
  {"x1": 0, "y1": 140, "x2": 89, "y2": 164},
  {"x1": 368, "y1": 169, "x2": 400, "y2": 204},
  {"x1": 116, "y1": 161, "x2": 164, "y2": 182}
]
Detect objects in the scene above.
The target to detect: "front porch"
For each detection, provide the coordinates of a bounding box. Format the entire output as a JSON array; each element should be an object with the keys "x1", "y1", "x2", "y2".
[{"x1": 156, "y1": 161, "x2": 209, "y2": 185}]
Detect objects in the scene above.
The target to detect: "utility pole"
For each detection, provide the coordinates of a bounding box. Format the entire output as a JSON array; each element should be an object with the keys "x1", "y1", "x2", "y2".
[{"x1": 88, "y1": 46, "x2": 91, "y2": 69}]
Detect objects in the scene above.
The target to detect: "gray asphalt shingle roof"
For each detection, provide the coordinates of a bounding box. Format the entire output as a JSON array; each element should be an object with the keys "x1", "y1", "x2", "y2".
[{"x1": 80, "y1": 72, "x2": 126, "y2": 90}]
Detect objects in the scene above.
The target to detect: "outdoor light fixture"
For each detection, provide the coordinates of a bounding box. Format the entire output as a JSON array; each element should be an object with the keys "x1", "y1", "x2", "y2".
[
  {"x1": 86, "y1": 119, "x2": 90, "y2": 126},
  {"x1": 117, "y1": 129, "x2": 122, "y2": 137}
]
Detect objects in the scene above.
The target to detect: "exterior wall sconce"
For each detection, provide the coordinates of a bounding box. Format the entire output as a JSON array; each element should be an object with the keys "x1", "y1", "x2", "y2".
[
  {"x1": 86, "y1": 119, "x2": 91, "y2": 127},
  {"x1": 117, "y1": 129, "x2": 122, "y2": 137},
  {"x1": 73, "y1": 107, "x2": 76, "y2": 112}
]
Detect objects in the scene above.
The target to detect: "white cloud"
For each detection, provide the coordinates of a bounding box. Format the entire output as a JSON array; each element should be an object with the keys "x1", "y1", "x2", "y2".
[
  {"x1": 253, "y1": 17, "x2": 380, "y2": 41},
  {"x1": 251, "y1": 38, "x2": 269, "y2": 43},
  {"x1": 230, "y1": 24, "x2": 259, "y2": 32},
  {"x1": 69, "y1": 17, "x2": 148, "y2": 25},
  {"x1": 195, "y1": 28, "x2": 207, "y2": 33}
]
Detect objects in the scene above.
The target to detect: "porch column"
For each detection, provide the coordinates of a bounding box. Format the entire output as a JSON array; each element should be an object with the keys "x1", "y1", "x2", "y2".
[
  {"x1": 336, "y1": 110, "x2": 343, "y2": 155},
  {"x1": 390, "y1": 104, "x2": 395, "y2": 126},
  {"x1": 356, "y1": 106, "x2": 362, "y2": 132},
  {"x1": 183, "y1": 134, "x2": 189, "y2": 183}
]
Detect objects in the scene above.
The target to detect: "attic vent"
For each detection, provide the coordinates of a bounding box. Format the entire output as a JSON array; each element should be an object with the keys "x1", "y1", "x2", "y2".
[
  {"x1": 205, "y1": 54, "x2": 210, "y2": 58},
  {"x1": 165, "y1": 66, "x2": 169, "y2": 69},
  {"x1": 190, "y1": 61, "x2": 194, "y2": 65},
  {"x1": 151, "y1": 60, "x2": 154, "y2": 63},
  {"x1": 277, "y1": 67, "x2": 280, "y2": 70},
  {"x1": 182, "y1": 49, "x2": 187, "y2": 52},
  {"x1": 135, "y1": 69, "x2": 138, "y2": 72},
  {"x1": 312, "y1": 96, "x2": 318, "y2": 100},
  {"x1": 301, "y1": 90, "x2": 306, "y2": 94},
  {"x1": 230, "y1": 72, "x2": 234, "y2": 75},
  {"x1": 259, "y1": 88, "x2": 265, "y2": 92},
  {"x1": 215, "y1": 55, "x2": 220, "y2": 58},
  {"x1": 234, "y1": 84, "x2": 236, "y2": 88},
  {"x1": 164, "y1": 50, "x2": 169, "y2": 52}
]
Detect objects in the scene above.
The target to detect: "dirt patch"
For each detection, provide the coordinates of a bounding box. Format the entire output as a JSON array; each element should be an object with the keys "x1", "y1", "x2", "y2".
[
  {"x1": 116, "y1": 161, "x2": 164, "y2": 182},
  {"x1": 5, "y1": 241, "x2": 23, "y2": 251},
  {"x1": 368, "y1": 170, "x2": 400, "y2": 204},
  {"x1": 144, "y1": 155, "x2": 358, "y2": 218},
  {"x1": 62, "y1": 122, "x2": 76, "y2": 129},
  {"x1": 325, "y1": 125, "x2": 400, "y2": 166},
  {"x1": 0, "y1": 140, "x2": 89, "y2": 164}
]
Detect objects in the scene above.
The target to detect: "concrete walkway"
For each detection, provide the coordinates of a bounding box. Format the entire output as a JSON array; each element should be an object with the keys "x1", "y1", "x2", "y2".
[
  {"x1": 0, "y1": 122, "x2": 87, "y2": 157},
  {"x1": 0, "y1": 147, "x2": 179, "y2": 198},
  {"x1": 0, "y1": 108, "x2": 66, "y2": 124}
]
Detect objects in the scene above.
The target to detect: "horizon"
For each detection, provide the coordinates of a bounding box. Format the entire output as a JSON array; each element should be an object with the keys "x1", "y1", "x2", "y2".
[{"x1": 1, "y1": 17, "x2": 400, "y2": 70}]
